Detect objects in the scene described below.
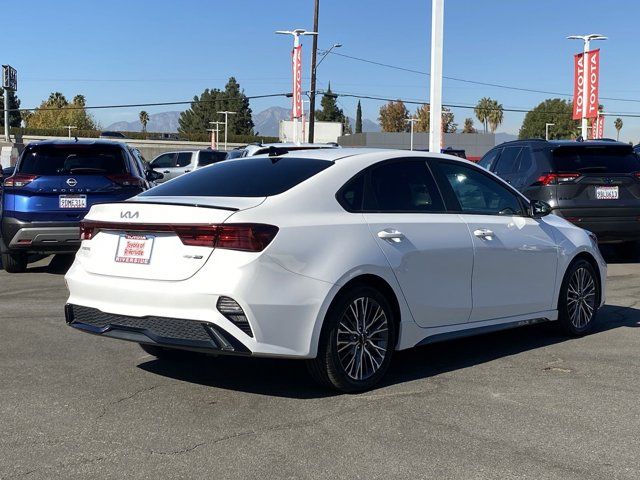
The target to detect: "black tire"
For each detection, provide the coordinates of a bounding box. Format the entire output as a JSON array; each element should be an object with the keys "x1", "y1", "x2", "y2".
[
  {"x1": 1, "y1": 251, "x2": 28, "y2": 273},
  {"x1": 139, "y1": 343, "x2": 195, "y2": 360},
  {"x1": 49, "y1": 254, "x2": 75, "y2": 273},
  {"x1": 558, "y1": 258, "x2": 600, "y2": 336},
  {"x1": 307, "y1": 285, "x2": 397, "y2": 393}
]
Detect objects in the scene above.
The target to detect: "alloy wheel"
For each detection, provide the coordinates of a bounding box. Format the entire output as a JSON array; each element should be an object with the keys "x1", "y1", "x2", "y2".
[
  {"x1": 336, "y1": 296, "x2": 389, "y2": 381},
  {"x1": 566, "y1": 267, "x2": 597, "y2": 329}
]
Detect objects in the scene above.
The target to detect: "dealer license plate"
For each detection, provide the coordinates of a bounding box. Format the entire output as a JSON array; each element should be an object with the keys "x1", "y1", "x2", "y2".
[{"x1": 115, "y1": 234, "x2": 155, "y2": 265}]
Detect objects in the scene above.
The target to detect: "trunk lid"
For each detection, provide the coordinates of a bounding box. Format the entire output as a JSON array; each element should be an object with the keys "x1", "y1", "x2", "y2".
[{"x1": 77, "y1": 197, "x2": 265, "y2": 281}]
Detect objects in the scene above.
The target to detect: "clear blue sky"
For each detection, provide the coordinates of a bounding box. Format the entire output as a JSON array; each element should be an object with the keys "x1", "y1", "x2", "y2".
[{"x1": 5, "y1": 0, "x2": 640, "y2": 141}]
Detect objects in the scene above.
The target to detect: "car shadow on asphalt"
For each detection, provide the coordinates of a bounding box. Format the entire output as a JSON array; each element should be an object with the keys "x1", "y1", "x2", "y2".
[
  {"x1": 0, "y1": 254, "x2": 75, "y2": 275},
  {"x1": 137, "y1": 304, "x2": 639, "y2": 399},
  {"x1": 599, "y1": 244, "x2": 640, "y2": 265}
]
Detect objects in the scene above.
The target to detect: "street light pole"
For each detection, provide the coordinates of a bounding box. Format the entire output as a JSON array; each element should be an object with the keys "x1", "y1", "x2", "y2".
[
  {"x1": 276, "y1": 29, "x2": 317, "y2": 144},
  {"x1": 308, "y1": 0, "x2": 320, "y2": 144},
  {"x1": 406, "y1": 117, "x2": 419, "y2": 151},
  {"x1": 217, "y1": 111, "x2": 236, "y2": 151},
  {"x1": 64, "y1": 125, "x2": 77, "y2": 139},
  {"x1": 545, "y1": 123, "x2": 555, "y2": 140},
  {"x1": 208, "y1": 121, "x2": 224, "y2": 149},
  {"x1": 428, "y1": 0, "x2": 444, "y2": 153},
  {"x1": 567, "y1": 34, "x2": 607, "y2": 139}
]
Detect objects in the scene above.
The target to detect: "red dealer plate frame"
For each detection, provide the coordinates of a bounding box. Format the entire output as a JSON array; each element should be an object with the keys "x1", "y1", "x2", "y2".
[{"x1": 114, "y1": 234, "x2": 155, "y2": 265}]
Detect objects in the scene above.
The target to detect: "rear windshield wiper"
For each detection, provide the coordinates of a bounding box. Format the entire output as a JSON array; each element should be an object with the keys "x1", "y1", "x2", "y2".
[
  {"x1": 69, "y1": 167, "x2": 108, "y2": 174},
  {"x1": 575, "y1": 166, "x2": 608, "y2": 172}
]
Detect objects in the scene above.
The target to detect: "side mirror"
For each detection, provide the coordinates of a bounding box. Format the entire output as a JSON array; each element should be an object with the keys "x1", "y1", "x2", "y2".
[
  {"x1": 531, "y1": 200, "x2": 552, "y2": 218},
  {"x1": 146, "y1": 170, "x2": 164, "y2": 181}
]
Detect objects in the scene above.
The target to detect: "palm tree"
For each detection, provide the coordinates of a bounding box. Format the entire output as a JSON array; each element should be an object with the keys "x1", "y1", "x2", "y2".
[
  {"x1": 47, "y1": 92, "x2": 67, "y2": 108},
  {"x1": 139, "y1": 111, "x2": 150, "y2": 134},
  {"x1": 72, "y1": 95, "x2": 86, "y2": 107},
  {"x1": 474, "y1": 97, "x2": 493, "y2": 133},
  {"x1": 614, "y1": 117, "x2": 623, "y2": 141},
  {"x1": 488, "y1": 100, "x2": 504, "y2": 133}
]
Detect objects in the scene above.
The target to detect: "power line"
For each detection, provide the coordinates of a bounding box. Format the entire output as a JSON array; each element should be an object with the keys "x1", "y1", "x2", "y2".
[
  {"x1": 7, "y1": 92, "x2": 291, "y2": 113},
  {"x1": 322, "y1": 50, "x2": 640, "y2": 104},
  {"x1": 332, "y1": 91, "x2": 640, "y2": 118}
]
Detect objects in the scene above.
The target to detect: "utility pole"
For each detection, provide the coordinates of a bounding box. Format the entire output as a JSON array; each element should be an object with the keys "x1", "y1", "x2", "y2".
[
  {"x1": 217, "y1": 111, "x2": 236, "y2": 151},
  {"x1": 545, "y1": 123, "x2": 555, "y2": 140},
  {"x1": 567, "y1": 34, "x2": 607, "y2": 139},
  {"x1": 64, "y1": 126, "x2": 77, "y2": 139},
  {"x1": 406, "y1": 117, "x2": 419, "y2": 151},
  {"x1": 428, "y1": 0, "x2": 444, "y2": 153},
  {"x1": 208, "y1": 121, "x2": 224, "y2": 149},
  {"x1": 2, "y1": 65, "x2": 17, "y2": 142},
  {"x1": 308, "y1": 0, "x2": 320, "y2": 144}
]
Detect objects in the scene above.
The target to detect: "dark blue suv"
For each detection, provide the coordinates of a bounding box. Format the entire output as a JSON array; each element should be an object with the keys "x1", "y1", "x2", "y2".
[{"x1": 0, "y1": 139, "x2": 161, "y2": 272}]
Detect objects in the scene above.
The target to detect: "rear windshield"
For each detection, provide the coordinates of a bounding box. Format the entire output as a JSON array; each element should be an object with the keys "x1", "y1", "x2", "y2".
[
  {"x1": 198, "y1": 150, "x2": 228, "y2": 166},
  {"x1": 141, "y1": 156, "x2": 332, "y2": 197},
  {"x1": 552, "y1": 146, "x2": 640, "y2": 174},
  {"x1": 19, "y1": 144, "x2": 128, "y2": 175}
]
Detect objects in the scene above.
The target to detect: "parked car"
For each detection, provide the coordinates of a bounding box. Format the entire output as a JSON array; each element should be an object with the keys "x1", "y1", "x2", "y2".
[
  {"x1": 441, "y1": 147, "x2": 467, "y2": 159},
  {"x1": 237, "y1": 142, "x2": 340, "y2": 157},
  {"x1": 478, "y1": 139, "x2": 640, "y2": 253},
  {"x1": 99, "y1": 131, "x2": 127, "y2": 139},
  {"x1": 64, "y1": 149, "x2": 605, "y2": 392},
  {"x1": 149, "y1": 149, "x2": 228, "y2": 182},
  {"x1": 0, "y1": 139, "x2": 162, "y2": 273}
]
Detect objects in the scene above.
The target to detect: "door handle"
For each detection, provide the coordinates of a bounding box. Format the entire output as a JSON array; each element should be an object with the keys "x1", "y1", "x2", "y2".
[
  {"x1": 473, "y1": 228, "x2": 494, "y2": 239},
  {"x1": 163, "y1": 170, "x2": 170, "y2": 174},
  {"x1": 184, "y1": 169, "x2": 191, "y2": 173},
  {"x1": 378, "y1": 229, "x2": 404, "y2": 241}
]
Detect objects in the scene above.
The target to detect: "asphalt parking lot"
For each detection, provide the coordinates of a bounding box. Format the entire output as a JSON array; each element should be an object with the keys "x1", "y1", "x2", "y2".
[{"x1": 1, "y1": 250, "x2": 639, "y2": 480}]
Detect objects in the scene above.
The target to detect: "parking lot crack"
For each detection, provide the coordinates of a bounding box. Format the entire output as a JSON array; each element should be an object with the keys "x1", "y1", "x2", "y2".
[{"x1": 95, "y1": 384, "x2": 160, "y2": 420}]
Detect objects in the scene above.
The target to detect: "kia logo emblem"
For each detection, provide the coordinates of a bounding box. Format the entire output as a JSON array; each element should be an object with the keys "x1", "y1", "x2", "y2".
[
  {"x1": 120, "y1": 211, "x2": 139, "y2": 219},
  {"x1": 66, "y1": 178, "x2": 77, "y2": 187}
]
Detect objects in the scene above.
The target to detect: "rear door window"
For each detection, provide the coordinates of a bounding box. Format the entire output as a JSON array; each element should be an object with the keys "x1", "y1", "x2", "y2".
[
  {"x1": 198, "y1": 150, "x2": 227, "y2": 166},
  {"x1": 365, "y1": 160, "x2": 444, "y2": 212},
  {"x1": 494, "y1": 147, "x2": 522, "y2": 175},
  {"x1": 141, "y1": 157, "x2": 333, "y2": 197},
  {"x1": 176, "y1": 152, "x2": 193, "y2": 168},
  {"x1": 18, "y1": 144, "x2": 128, "y2": 175},
  {"x1": 151, "y1": 153, "x2": 176, "y2": 169},
  {"x1": 552, "y1": 146, "x2": 640, "y2": 173}
]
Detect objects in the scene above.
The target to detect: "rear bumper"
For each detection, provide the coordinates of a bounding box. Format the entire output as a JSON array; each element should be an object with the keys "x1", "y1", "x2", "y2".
[
  {"x1": 1, "y1": 217, "x2": 80, "y2": 252},
  {"x1": 65, "y1": 304, "x2": 251, "y2": 356},
  {"x1": 554, "y1": 208, "x2": 640, "y2": 243}
]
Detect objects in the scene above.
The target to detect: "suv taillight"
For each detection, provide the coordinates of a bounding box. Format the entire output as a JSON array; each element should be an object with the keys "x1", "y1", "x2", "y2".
[
  {"x1": 3, "y1": 174, "x2": 38, "y2": 187},
  {"x1": 106, "y1": 173, "x2": 145, "y2": 187},
  {"x1": 536, "y1": 173, "x2": 580, "y2": 186}
]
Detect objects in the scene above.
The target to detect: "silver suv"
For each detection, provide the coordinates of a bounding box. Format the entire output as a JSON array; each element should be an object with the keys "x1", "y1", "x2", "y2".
[{"x1": 150, "y1": 149, "x2": 227, "y2": 182}]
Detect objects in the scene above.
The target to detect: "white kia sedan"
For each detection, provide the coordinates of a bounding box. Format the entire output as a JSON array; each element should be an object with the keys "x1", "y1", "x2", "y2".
[{"x1": 64, "y1": 149, "x2": 606, "y2": 392}]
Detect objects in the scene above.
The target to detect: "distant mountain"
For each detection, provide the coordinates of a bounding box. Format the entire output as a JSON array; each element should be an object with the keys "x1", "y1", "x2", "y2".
[
  {"x1": 252, "y1": 107, "x2": 290, "y2": 137},
  {"x1": 106, "y1": 111, "x2": 181, "y2": 133},
  {"x1": 105, "y1": 106, "x2": 380, "y2": 136}
]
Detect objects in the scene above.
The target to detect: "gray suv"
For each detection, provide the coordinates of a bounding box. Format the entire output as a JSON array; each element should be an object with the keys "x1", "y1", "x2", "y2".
[{"x1": 479, "y1": 139, "x2": 640, "y2": 252}]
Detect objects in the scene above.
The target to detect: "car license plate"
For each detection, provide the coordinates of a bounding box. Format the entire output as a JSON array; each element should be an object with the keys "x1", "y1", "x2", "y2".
[
  {"x1": 115, "y1": 234, "x2": 155, "y2": 265},
  {"x1": 59, "y1": 195, "x2": 87, "y2": 209},
  {"x1": 596, "y1": 186, "x2": 619, "y2": 200}
]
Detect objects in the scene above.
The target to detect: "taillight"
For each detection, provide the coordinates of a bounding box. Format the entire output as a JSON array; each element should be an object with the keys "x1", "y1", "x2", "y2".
[
  {"x1": 3, "y1": 174, "x2": 38, "y2": 187},
  {"x1": 175, "y1": 224, "x2": 278, "y2": 251},
  {"x1": 173, "y1": 225, "x2": 218, "y2": 247},
  {"x1": 79, "y1": 221, "x2": 96, "y2": 240},
  {"x1": 106, "y1": 173, "x2": 145, "y2": 187},
  {"x1": 216, "y1": 224, "x2": 279, "y2": 252},
  {"x1": 78, "y1": 221, "x2": 278, "y2": 252},
  {"x1": 536, "y1": 173, "x2": 580, "y2": 186}
]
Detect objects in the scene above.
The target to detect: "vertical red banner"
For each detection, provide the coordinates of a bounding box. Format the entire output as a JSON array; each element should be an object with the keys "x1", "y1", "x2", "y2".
[
  {"x1": 596, "y1": 114, "x2": 604, "y2": 139},
  {"x1": 572, "y1": 53, "x2": 584, "y2": 120},
  {"x1": 586, "y1": 49, "x2": 600, "y2": 119},
  {"x1": 292, "y1": 45, "x2": 303, "y2": 119},
  {"x1": 573, "y1": 49, "x2": 600, "y2": 120}
]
